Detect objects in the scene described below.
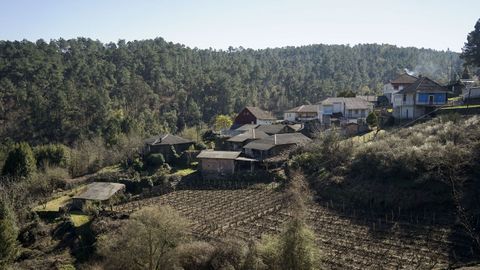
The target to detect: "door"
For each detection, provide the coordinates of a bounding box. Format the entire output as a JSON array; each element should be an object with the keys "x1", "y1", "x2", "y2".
[{"x1": 428, "y1": 95, "x2": 434, "y2": 105}]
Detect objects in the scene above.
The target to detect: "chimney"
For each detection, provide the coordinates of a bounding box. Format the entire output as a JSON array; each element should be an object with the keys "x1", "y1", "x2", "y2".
[
  {"x1": 252, "y1": 129, "x2": 256, "y2": 139},
  {"x1": 274, "y1": 134, "x2": 277, "y2": 145}
]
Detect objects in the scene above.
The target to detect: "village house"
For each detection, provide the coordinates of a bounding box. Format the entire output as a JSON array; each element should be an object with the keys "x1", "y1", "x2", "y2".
[
  {"x1": 463, "y1": 86, "x2": 480, "y2": 103},
  {"x1": 283, "y1": 105, "x2": 319, "y2": 122},
  {"x1": 243, "y1": 133, "x2": 312, "y2": 160},
  {"x1": 318, "y1": 97, "x2": 373, "y2": 125},
  {"x1": 255, "y1": 124, "x2": 297, "y2": 135},
  {"x1": 392, "y1": 76, "x2": 450, "y2": 119},
  {"x1": 383, "y1": 73, "x2": 418, "y2": 104},
  {"x1": 226, "y1": 129, "x2": 269, "y2": 151},
  {"x1": 196, "y1": 150, "x2": 256, "y2": 179},
  {"x1": 356, "y1": 95, "x2": 378, "y2": 105},
  {"x1": 144, "y1": 134, "x2": 194, "y2": 162},
  {"x1": 232, "y1": 107, "x2": 277, "y2": 128},
  {"x1": 72, "y1": 182, "x2": 126, "y2": 210}
]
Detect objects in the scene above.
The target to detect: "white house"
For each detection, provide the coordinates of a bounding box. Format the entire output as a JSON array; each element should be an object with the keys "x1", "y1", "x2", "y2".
[
  {"x1": 283, "y1": 105, "x2": 319, "y2": 122},
  {"x1": 318, "y1": 97, "x2": 373, "y2": 125},
  {"x1": 392, "y1": 76, "x2": 450, "y2": 119},
  {"x1": 383, "y1": 73, "x2": 418, "y2": 104}
]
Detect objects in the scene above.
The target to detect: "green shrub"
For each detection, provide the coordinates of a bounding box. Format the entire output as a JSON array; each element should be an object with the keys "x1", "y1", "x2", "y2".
[
  {"x1": 195, "y1": 142, "x2": 207, "y2": 150},
  {"x1": 2, "y1": 142, "x2": 36, "y2": 177},
  {"x1": 34, "y1": 144, "x2": 69, "y2": 169},
  {"x1": 145, "y1": 153, "x2": 165, "y2": 168}
]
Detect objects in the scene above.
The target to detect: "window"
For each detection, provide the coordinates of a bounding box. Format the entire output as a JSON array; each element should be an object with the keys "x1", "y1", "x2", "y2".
[
  {"x1": 360, "y1": 110, "x2": 365, "y2": 117},
  {"x1": 354, "y1": 109, "x2": 359, "y2": 114},
  {"x1": 394, "y1": 85, "x2": 398, "y2": 90},
  {"x1": 403, "y1": 94, "x2": 406, "y2": 102}
]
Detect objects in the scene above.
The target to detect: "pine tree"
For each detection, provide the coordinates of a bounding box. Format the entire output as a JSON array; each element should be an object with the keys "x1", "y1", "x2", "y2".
[
  {"x1": 0, "y1": 199, "x2": 18, "y2": 267},
  {"x1": 462, "y1": 18, "x2": 480, "y2": 66},
  {"x1": 2, "y1": 142, "x2": 36, "y2": 177}
]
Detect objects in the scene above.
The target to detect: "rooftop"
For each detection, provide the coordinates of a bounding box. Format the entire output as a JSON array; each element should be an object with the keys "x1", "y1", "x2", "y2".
[
  {"x1": 73, "y1": 182, "x2": 125, "y2": 201},
  {"x1": 243, "y1": 133, "x2": 312, "y2": 151},
  {"x1": 245, "y1": 106, "x2": 276, "y2": 120},
  {"x1": 390, "y1": 73, "x2": 418, "y2": 85},
  {"x1": 145, "y1": 134, "x2": 193, "y2": 146},
  {"x1": 235, "y1": 124, "x2": 260, "y2": 131},
  {"x1": 285, "y1": 104, "x2": 319, "y2": 113},
  {"x1": 320, "y1": 97, "x2": 372, "y2": 109},
  {"x1": 255, "y1": 124, "x2": 293, "y2": 135},
  {"x1": 227, "y1": 129, "x2": 269, "y2": 143},
  {"x1": 197, "y1": 150, "x2": 242, "y2": 160},
  {"x1": 397, "y1": 76, "x2": 450, "y2": 94}
]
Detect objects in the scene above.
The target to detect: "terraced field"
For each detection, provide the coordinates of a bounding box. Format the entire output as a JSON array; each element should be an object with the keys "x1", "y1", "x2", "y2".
[{"x1": 113, "y1": 189, "x2": 470, "y2": 269}]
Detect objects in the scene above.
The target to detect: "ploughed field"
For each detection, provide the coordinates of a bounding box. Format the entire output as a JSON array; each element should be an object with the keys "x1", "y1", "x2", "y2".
[{"x1": 113, "y1": 189, "x2": 468, "y2": 269}]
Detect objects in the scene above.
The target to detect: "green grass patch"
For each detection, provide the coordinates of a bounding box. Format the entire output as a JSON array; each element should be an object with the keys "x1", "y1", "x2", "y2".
[
  {"x1": 441, "y1": 104, "x2": 480, "y2": 110},
  {"x1": 97, "y1": 164, "x2": 122, "y2": 174},
  {"x1": 34, "y1": 185, "x2": 86, "y2": 212},
  {"x1": 448, "y1": 96, "x2": 462, "y2": 101},
  {"x1": 70, "y1": 212, "x2": 91, "y2": 227},
  {"x1": 174, "y1": 168, "x2": 197, "y2": 176}
]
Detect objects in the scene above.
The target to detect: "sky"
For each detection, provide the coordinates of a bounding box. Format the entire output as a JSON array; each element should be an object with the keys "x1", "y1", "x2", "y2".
[{"x1": 0, "y1": 0, "x2": 479, "y2": 52}]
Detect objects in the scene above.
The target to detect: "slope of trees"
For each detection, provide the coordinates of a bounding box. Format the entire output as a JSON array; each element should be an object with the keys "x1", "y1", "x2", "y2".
[{"x1": 0, "y1": 38, "x2": 462, "y2": 145}]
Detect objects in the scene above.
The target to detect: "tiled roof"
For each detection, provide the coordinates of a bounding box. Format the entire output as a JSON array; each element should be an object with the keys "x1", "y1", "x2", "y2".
[
  {"x1": 73, "y1": 182, "x2": 125, "y2": 201},
  {"x1": 197, "y1": 150, "x2": 241, "y2": 160},
  {"x1": 245, "y1": 107, "x2": 276, "y2": 120},
  {"x1": 255, "y1": 124, "x2": 292, "y2": 135},
  {"x1": 321, "y1": 97, "x2": 371, "y2": 110},
  {"x1": 356, "y1": 95, "x2": 378, "y2": 103},
  {"x1": 235, "y1": 124, "x2": 259, "y2": 131},
  {"x1": 243, "y1": 133, "x2": 312, "y2": 151},
  {"x1": 390, "y1": 73, "x2": 418, "y2": 84},
  {"x1": 397, "y1": 76, "x2": 450, "y2": 94},
  {"x1": 145, "y1": 134, "x2": 194, "y2": 145},
  {"x1": 285, "y1": 104, "x2": 319, "y2": 113},
  {"x1": 227, "y1": 129, "x2": 269, "y2": 143}
]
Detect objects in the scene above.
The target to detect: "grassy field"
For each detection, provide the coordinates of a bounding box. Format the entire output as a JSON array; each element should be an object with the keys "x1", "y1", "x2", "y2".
[
  {"x1": 33, "y1": 185, "x2": 86, "y2": 212},
  {"x1": 70, "y1": 212, "x2": 91, "y2": 227}
]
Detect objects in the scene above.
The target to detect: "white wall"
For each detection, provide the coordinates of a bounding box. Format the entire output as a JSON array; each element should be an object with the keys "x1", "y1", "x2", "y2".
[
  {"x1": 283, "y1": 112, "x2": 296, "y2": 122},
  {"x1": 257, "y1": 119, "x2": 274, "y2": 125}
]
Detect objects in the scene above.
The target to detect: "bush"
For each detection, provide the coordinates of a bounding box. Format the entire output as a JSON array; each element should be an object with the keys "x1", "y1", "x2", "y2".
[
  {"x1": 34, "y1": 144, "x2": 69, "y2": 169},
  {"x1": 0, "y1": 199, "x2": 18, "y2": 268},
  {"x1": 195, "y1": 142, "x2": 207, "y2": 150},
  {"x1": 366, "y1": 111, "x2": 378, "y2": 127},
  {"x1": 145, "y1": 153, "x2": 165, "y2": 168},
  {"x1": 2, "y1": 142, "x2": 36, "y2": 177}
]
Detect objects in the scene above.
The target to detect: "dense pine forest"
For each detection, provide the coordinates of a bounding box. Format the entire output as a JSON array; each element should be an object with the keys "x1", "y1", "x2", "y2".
[{"x1": 0, "y1": 38, "x2": 462, "y2": 145}]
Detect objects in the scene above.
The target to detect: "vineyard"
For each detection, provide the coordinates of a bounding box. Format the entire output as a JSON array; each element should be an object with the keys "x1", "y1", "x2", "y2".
[{"x1": 112, "y1": 188, "x2": 473, "y2": 269}]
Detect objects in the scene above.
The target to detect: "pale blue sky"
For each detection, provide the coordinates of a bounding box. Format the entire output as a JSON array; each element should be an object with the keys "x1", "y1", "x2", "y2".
[{"x1": 1, "y1": 0, "x2": 479, "y2": 52}]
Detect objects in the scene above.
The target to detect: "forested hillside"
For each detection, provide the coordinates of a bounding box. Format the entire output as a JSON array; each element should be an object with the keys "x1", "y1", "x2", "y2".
[{"x1": 0, "y1": 38, "x2": 462, "y2": 144}]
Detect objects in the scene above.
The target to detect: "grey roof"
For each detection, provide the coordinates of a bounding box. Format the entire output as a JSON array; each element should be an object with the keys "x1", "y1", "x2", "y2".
[
  {"x1": 285, "y1": 105, "x2": 319, "y2": 113},
  {"x1": 390, "y1": 73, "x2": 418, "y2": 84},
  {"x1": 235, "y1": 124, "x2": 259, "y2": 131},
  {"x1": 255, "y1": 124, "x2": 293, "y2": 135},
  {"x1": 145, "y1": 134, "x2": 193, "y2": 146},
  {"x1": 227, "y1": 129, "x2": 269, "y2": 143},
  {"x1": 73, "y1": 182, "x2": 125, "y2": 201},
  {"x1": 245, "y1": 107, "x2": 277, "y2": 120},
  {"x1": 197, "y1": 150, "x2": 242, "y2": 160},
  {"x1": 243, "y1": 133, "x2": 312, "y2": 151},
  {"x1": 397, "y1": 76, "x2": 450, "y2": 94},
  {"x1": 288, "y1": 124, "x2": 303, "y2": 131},
  {"x1": 356, "y1": 95, "x2": 378, "y2": 103},
  {"x1": 321, "y1": 97, "x2": 372, "y2": 110}
]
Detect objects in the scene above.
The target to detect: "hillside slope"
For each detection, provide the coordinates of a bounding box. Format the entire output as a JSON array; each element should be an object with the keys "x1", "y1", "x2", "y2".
[{"x1": 0, "y1": 38, "x2": 462, "y2": 144}]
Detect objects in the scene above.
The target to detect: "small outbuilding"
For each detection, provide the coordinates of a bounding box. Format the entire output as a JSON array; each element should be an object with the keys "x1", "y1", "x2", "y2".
[
  {"x1": 144, "y1": 134, "x2": 194, "y2": 162},
  {"x1": 72, "y1": 182, "x2": 126, "y2": 209},
  {"x1": 197, "y1": 150, "x2": 257, "y2": 179}
]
